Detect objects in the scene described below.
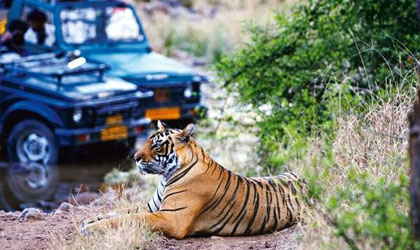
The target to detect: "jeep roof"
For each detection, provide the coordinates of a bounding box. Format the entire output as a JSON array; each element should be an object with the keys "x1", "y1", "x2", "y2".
[{"x1": 0, "y1": 52, "x2": 153, "y2": 103}]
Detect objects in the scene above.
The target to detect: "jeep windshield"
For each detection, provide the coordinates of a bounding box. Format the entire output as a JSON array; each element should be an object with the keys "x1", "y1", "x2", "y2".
[{"x1": 59, "y1": 5, "x2": 144, "y2": 45}]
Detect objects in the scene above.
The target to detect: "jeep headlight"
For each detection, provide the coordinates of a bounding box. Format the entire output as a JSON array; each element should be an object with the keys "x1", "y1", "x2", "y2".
[
  {"x1": 184, "y1": 84, "x2": 193, "y2": 98},
  {"x1": 73, "y1": 108, "x2": 83, "y2": 123}
]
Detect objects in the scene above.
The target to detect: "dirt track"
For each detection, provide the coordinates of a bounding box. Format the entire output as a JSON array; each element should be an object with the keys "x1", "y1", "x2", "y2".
[
  {"x1": 0, "y1": 209, "x2": 302, "y2": 250},
  {"x1": 158, "y1": 226, "x2": 302, "y2": 250}
]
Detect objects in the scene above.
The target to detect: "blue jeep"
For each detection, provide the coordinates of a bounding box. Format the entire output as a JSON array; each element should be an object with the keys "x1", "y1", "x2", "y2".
[
  {"x1": 0, "y1": 51, "x2": 152, "y2": 164},
  {"x1": 6, "y1": 0, "x2": 208, "y2": 124}
]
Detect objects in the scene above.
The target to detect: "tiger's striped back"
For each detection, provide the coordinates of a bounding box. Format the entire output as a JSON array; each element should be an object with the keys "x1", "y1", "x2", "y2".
[{"x1": 174, "y1": 159, "x2": 308, "y2": 236}]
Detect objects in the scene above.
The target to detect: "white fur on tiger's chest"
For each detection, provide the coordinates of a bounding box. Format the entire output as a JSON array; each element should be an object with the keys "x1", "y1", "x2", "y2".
[{"x1": 148, "y1": 179, "x2": 166, "y2": 212}]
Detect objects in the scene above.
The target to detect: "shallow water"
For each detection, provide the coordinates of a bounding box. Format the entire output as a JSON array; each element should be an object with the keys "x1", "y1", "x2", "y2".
[{"x1": 0, "y1": 142, "x2": 136, "y2": 211}]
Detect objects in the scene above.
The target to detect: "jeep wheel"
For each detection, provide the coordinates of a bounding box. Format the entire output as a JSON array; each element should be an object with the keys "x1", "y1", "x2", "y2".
[{"x1": 7, "y1": 120, "x2": 58, "y2": 164}]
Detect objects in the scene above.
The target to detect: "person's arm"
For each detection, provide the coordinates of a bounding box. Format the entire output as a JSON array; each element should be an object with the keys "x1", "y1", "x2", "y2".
[
  {"x1": 44, "y1": 24, "x2": 55, "y2": 47},
  {"x1": 24, "y1": 28, "x2": 37, "y2": 44}
]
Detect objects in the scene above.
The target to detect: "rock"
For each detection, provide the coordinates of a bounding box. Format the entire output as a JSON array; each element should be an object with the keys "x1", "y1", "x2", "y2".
[
  {"x1": 68, "y1": 192, "x2": 100, "y2": 206},
  {"x1": 35, "y1": 200, "x2": 56, "y2": 212},
  {"x1": 172, "y1": 49, "x2": 190, "y2": 60},
  {"x1": 91, "y1": 199, "x2": 102, "y2": 207},
  {"x1": 74, "y1": 184, "x2": 90, "y2": 193},
  {"x1": 193, "y1": 58, "x2": 207, "y2": 67},
  {"x1": 0, "y1": 211, "x2": 20, "y2": 221},
  {"x1": 57, "y1": 202, "x2": 73, "y2": 212},
  {"x1": 264, "y1": 241, "x2": 271, "y2": 248},
  {"x1": 18, "y1": 208, "x2": 46, "y2": 221},
  {"x1": 52, "y1": 209, "x2": 63, "y2": 217},
  {"x1": 143, "y1": 2, "x2": 171, "y2": 15}
]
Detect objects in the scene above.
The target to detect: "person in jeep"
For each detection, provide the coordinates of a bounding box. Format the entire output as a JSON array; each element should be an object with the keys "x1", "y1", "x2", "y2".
[
  {"x1": 24, "y1": 9, "x2": 55, "y2": 46},
  {"x1": 1, "y1": 20, "x2": 28, "y2": 54}
]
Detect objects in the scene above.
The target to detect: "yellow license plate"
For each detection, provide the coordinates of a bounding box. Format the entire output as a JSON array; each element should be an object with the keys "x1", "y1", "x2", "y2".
[
  {"x1": 106, "y1": 114, "x2": 123, "y2": 125},
  {"x1": 101, "y1": 125, "x2": 127, "y2": 141},
  {"x1": 145, "y1": 107, "x2": 181, "y2": 120}
]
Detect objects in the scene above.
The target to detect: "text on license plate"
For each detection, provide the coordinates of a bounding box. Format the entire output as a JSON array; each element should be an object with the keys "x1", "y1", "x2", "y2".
[
  {"x1": 145, "y1": 107, "x2": 181, "y2": 120},
  {"x1": 106, "y1": 114, "x2": 123, "y2": 125},
  {"x1": 101, "y1": 125, "x2": 127, "y2": 141}
]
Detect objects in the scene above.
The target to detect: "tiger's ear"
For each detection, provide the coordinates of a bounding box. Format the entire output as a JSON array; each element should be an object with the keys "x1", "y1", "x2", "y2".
[
  {"x1": 184, "y1": 123, "x2": 195, "y2": 136},
  {"x1": 157, "y1": 120, "x2": 167, "y2": 131},
  {"x1": 176, "y1": 123, "x2": 195, "y2": 143}
]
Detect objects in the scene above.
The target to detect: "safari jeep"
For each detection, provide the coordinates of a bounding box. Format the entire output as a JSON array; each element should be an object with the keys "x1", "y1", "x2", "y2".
[
  {"x1": 0, "y1": 52, "x2": 152, "y2": 164},
  {"x1": 7, "y1": 0, "x2": 208, "y2": 125}
]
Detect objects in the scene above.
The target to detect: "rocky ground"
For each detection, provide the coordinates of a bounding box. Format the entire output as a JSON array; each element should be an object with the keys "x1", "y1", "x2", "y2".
[{"x1": 0, "y1": 206, "x2": 84, "y2": 250}]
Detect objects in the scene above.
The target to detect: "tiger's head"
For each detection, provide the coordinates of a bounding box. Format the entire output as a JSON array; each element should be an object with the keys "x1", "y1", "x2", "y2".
[{"x1": 134, "y1": 121, "x2": 195, "y2": 178}]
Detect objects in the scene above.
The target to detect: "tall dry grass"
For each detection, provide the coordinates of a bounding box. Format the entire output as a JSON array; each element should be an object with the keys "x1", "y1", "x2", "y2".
[
  {"x1": 298, "y1": 84, "x2": 417, "y2": 249},
  {"x1": 53, "y1": 219, "x2": 159, "y2": 250},
  {"x1": 137, "y1": 0, "x2": 300, "y2": 62},
  {"x1": 332, "y1": 90, "x2": 411, "y2": 182},
  {"x1": 49, "y1": 187, "x2": 162, "y2": 250}
]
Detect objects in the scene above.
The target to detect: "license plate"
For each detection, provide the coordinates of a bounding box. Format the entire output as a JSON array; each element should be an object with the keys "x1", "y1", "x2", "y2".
[
  {"x1": 106, "y1": 114, "x2": 123, "y2": 125},
  {"x1": 101, "y1": 125, "x2": 127, "y2": 141},
  {"x1": 145, "y1": 107, "x2": 181, "y2": 120}
]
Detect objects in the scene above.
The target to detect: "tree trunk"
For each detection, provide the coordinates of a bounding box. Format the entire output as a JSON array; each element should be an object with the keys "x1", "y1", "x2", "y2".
[{"x1": 410, "y1": 88, "x2": 420, "y2": 239}]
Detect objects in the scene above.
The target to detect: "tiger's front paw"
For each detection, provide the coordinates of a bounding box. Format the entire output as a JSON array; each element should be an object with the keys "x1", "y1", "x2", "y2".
[
  {"x1": 79, "y1": 212, "x2": 117, "y2": 235},
  {"x1": 79, "y1": 222, "x2": 105, "y2": 236},
  {"x1": 79, "y1": 222, "x2": 97, "y2": 236},
  {"x1": 81, "y1": 212, "x2": 116, "y2": 226}
]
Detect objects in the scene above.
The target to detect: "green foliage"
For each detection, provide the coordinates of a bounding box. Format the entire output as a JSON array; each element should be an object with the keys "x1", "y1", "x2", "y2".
[
  {"x1": 216, "y1": 0, "x2": 419, "y2": 170},
  {"x1": 327, "y1": 172, "x2": 418, "y2": 249}
]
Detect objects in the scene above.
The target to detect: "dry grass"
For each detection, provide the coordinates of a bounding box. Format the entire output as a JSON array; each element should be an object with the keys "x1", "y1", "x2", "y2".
[
  {"x1": 49, "y1": 187, "x2": 162, "y2": 250},
  {"x1": 53, "y1": 219, "x2": 159, "y2": 250},
  {"x1": 137, "y1": 0, "x2": 301, "y2": 61},
  {"x1": 300, "y1": 85, "x2": 417, "y2": 249},
  {"x1": 332, "y1": 91, "x2": 411, "y2": 181}
]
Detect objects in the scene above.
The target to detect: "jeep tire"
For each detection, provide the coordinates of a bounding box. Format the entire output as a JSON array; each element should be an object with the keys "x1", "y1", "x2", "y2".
[{"x1": 7, "y1": 119, "x2": 58, "y2": 164}]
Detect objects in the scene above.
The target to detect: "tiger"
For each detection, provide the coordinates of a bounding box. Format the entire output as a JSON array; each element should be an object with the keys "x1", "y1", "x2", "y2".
[{"x1": 79, "y1": 121, "x2": 309, "y2": 239}]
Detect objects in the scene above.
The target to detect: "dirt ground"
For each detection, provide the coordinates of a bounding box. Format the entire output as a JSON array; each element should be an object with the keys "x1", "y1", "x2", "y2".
[
  {"x1": 157, "y1": 226, "x2": 302, "y2": 250},
  {"x1": 0, "y1": 208, "x2": 302, "y2": 250}
]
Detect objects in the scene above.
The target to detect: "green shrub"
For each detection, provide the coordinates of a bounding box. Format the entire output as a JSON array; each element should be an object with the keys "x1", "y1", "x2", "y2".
[
  {"x1": 327, "y1": 172, "x2": 417, "y2": 250},
  {"x1": 216, "y1": 0, "x2": 419, "y2": 170}
]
